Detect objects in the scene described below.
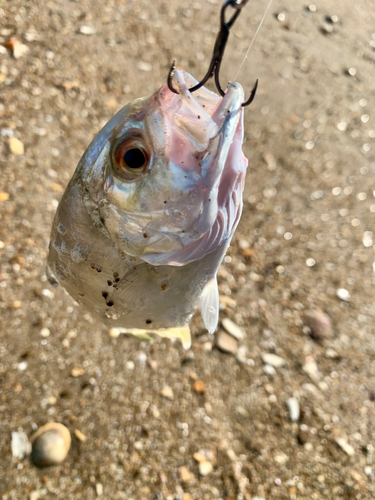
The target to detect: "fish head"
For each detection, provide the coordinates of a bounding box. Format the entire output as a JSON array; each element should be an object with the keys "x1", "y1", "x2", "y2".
[{"x1": 78, "y1": 70, "x2": 248, "y2": 266}]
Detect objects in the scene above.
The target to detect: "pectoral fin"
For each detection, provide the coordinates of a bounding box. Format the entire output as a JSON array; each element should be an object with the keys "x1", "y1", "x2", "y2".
[{"x1": 199, "y1": 276, "x2": 219, "y2": 334}]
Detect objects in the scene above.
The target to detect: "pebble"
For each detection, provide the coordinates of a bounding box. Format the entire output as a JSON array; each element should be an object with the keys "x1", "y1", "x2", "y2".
[
  {"x1": 79, "y1": 25, "x2": 96, "y2": 35},
  {"x1": 261, "y1": 353, "x2": 286, "y2": 368},
  {"x1": 335, "y1": 437, "x2": 355, "y2": 456},
  {"x1": 109, "y1": 327, "x2": 120, "y2": 338},
  {"x1": 0, "y1": 127, "x2": 14, "y2": 137},
  {"x1": 96, "y1": 483, "x2": 103, "y2": 496},
  {"x1": 193, "y1": 449, "x2": 215, "y2": 462},
  {"x1": 222, "y1": 318, "x2": 245, "y2": 340},
  {"x1": 9, "y1": 137, "x2": 24, "y2": 155},
  {"x1": 30, "y1": 423, "x2": 71, "y2": 466},
  {"x1": 137, "y1": 61, "x2": 152, "y2": 72},
  {"x1": 302, "y1": 358, "x2": 320, "y2": 381},
  {"x1": 40, "y1": 327, "x2": 50, "y2": 338},
  {"x1": 287, "y1": 397, "x2": 300, "y2": 422},
  {"x1": 74, "y1": 429, "x2": 87, "y2": 442},
  {"x1": 274, "y1": 452, "x2": 289, "y2": 465},
  {"x1": 263, "y1": 364, "x2": 276, "y2": 376},
  {"x1": 336, "y1": 288, "x2": 350, "y2": 301},
  {"x1": 216, "y1": 330, "x2": 238, "y2": 354},
  {"x1": 193, "y1": 380, "x2": 206, "y2": 394},
  {"x1": 325, "y1": 348, "x2": 339, "y2": 359},
  {"x1": 71, "y1": 367, "x2": 85, "y2": 377},
  {"x1": 219, "y1": 295, "x2": 236, "y2": 308},
  {"x1": 179, "y1": 466, "x2": 193, "y2": 483},
  {"x1": 136, "y1": 352, "x2": 147, "y2": 363},
  {"x1": 11, "y1": 431, "x2": 31, "y2": 459},
  {"x1": 198, "y1": 461, "x2": 213, "y2": 476},
  {"x1": 4, "y1": 37, "x2": 29, "y2": 59},
  {"x1": 303, "y1": 308, "x2": 332, "y2": 340},
  {"x1": 0, "y1": 192, "x2": 9, "y2": 202},
  {"x1": 298, "y1": 424, "x2": 310, "y2": 445},
  {"x1": 160, "y1": 385, "x2": 174, "y2": 400},
  {"x1": 236, "y1": 345, "x2": 254, "y2": 365}
]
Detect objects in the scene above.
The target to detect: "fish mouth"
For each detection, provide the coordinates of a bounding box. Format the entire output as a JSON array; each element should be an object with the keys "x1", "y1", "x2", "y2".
[{"x1": 141, "y1": 70, "x2": 248, "y2": 266}]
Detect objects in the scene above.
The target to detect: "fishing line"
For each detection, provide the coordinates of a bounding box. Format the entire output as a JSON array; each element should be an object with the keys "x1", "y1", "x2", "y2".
[{"x1": 233, "y1": 0, "x2": 274, "y2": 81}]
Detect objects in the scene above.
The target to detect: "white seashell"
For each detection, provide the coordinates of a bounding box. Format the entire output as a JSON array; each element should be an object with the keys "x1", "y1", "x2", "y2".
[{"x1": 31, "y1": 423, "x2": 71, "y2": 466}]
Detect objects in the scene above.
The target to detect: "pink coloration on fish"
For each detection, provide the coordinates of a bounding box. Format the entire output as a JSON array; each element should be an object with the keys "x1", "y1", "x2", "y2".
[{"x1": 47, "y1": 70, "x2": 249, "y2": 347}]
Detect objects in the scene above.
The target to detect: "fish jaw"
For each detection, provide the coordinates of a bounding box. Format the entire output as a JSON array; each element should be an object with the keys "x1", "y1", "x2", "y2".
[{"x1": 141, "y1": 71, "x2": 248, "y2": 266}]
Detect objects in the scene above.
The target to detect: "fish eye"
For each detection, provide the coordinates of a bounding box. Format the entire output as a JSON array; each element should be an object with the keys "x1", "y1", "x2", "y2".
[
  {"x1": 123, "y1": 148, "x2": 146, "y2": 169},
  {"x1": 113, "y1": 137, "x2": 149, "y2": 181}
]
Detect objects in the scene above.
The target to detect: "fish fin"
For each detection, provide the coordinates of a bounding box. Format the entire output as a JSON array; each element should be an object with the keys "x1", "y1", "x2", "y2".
[
  {"x1": 199, "y1": 276, "x2": 219, "y2": 334},
  {"x1": 114, "y1": 326, "x2": 191, "y2": 350}
]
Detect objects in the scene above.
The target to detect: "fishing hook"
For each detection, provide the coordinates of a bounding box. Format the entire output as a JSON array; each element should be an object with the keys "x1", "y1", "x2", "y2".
[{"x1": 167, "y1": 0, "x2": 258, "y2": 107}]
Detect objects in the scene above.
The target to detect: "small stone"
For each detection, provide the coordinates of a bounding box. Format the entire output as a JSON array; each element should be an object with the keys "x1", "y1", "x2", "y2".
[
  {"x1": 199, "y1": 461, "x2": 213, "y2": 476},
  {"x1": 219, "y1": 295, "x2": 236, "y2": 308},
  {"x1": 193, "y1": 380, "x2": 206, "y2": 394},
  {"x1": 297, "y1": 425, "x2": 310, "y2": 445},
  {"x1": 179, "y1": 466, "x2": 193, "y2": 483},
  {"x1": 51, "y1": 183, "x2": 63, "y2": 192},
  {"x1": 182, "y1": 494, "x2": 193, "y2": 500},
  {"x1": 9, "y1": 137, "x2": 24, "y2": 155},
  {"x1": 335, "y1": 437, "x2": 355, "y2": 456},
  {"x1": 287, "y1": 397, "x2": 300, "y2": 422},
  {"x1": 274, "y1": 452, "x2": 289, "y2": 465},
  {"x1": 261, "y1": 353, "x2": 286, "y2": 368},
  {"x1": 263, "y1": 364, "x2": 276, "y2": 376},
  {"x1": 320, "y1": 23, "x2": 333, "y2": 35},
  {"x1": 0, "y1": 128, "x2": 14, "y2": 137},
  {"x1": 0, "y1": 192, "x2": 9, "y2": 201},
  {"x1": 216, "y1": 330, "x2": 238, "y2": 354},
  {"x1": 303, "y1": 308, "x2": 332, "y2": 340},
  {"x1": 193, "y1": 449, "x2": 215, "y2": 462},
  {"x1": 351, "y1": 469, "x2": 363, "y2": 482},
  {"x1": 11, "y1": 431, "x2": 31, "y2": 459},
  {"x1": 4, "y1": 37, "x2": 29, "y2": 59},
  {"x1": 137, "y1": 61, "x2": 152, "y2": 72},
  {"x1": 79, "y1": 25, "x2": 96, "y2": 35},
  {"x1": 160, "y1": 385, "x2": 174, "y2": 400},
  {"x1": 203, "y1": 341, "x2": 212, "y2": 352},
  {"x1": 29, "y1": 491, "x2": 41, "y2": 500},
  {"x1": 337, "y1": 288, "x2": 350, "y2": 301},
  {"x1": 325, "y1": 348, "x2": 339, "y2": 359},
  {"x1": 31, "y1": 423, "x2": 71, "y2": 466},
  {"x1": 74, "y1": 429, "x2": 86, "y2": 442},
  {"x1": 40, "y1": 327, "x2": 50, "y2": 338},
  {"x1": 17, "y1": 361, "x2": 28, "y2": 371},
  {"x1": 148, "y1": 359, "x2": 158, "y2": 370},
  {"x1": 96, "y1": 483, "x2": 103, "y2": 496},
  {"x1": 222, "y1": 318, "x2": 245, "y2": 340},
  {"x1": 302, "y1": 357, "x2": 320, "y2": 381},
  {"x1": 136, "y1": 352, "x2": 147, "y2": 363},
  {"x1": 71, "y1": 367, "x2": 85, "y2": 377},
  {"x1": 109, "y1": 327, "x2": 120, "y2": 338},
  {"x1": 236, "y1": 345, "x2": 254, "y2": 365}
]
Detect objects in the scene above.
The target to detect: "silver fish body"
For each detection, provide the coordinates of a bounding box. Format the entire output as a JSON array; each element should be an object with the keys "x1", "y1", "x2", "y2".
[{"x1": 48, "y1": 71, "x2": 248, "y2": 346}]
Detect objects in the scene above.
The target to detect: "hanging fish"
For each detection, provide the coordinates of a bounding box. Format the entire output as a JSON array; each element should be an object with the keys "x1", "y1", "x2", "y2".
[{"x1": 47, "y1": 0, "x2": 258, "y2": 348}]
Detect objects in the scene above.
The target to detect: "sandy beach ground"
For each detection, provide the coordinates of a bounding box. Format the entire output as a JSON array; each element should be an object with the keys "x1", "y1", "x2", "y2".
[{"x1": 1, "y1": 0, "x2": 375, "y2": 498}]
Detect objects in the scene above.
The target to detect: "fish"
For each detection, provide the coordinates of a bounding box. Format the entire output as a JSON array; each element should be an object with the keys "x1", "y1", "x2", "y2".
[{"x1": 47, "y1": 1, "x2": 255, "y2": 349}]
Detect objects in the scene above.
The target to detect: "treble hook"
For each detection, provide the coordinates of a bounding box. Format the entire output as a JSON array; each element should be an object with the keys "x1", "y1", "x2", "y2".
[{"x1": 167, "y1": 0, "x2": 258, "y2": 107}]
